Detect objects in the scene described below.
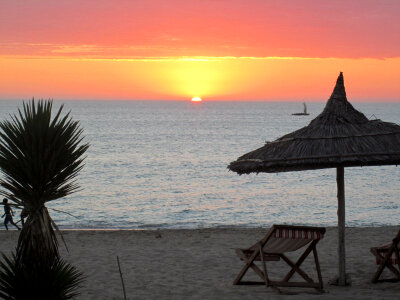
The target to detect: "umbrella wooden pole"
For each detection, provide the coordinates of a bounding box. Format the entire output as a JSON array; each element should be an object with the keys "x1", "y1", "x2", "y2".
[{"x1": 337, "y1": 166, "x2": 346, "y2": 286}]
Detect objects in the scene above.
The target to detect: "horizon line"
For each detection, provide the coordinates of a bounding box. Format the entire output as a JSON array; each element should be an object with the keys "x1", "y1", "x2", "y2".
[{"x1": 1, "y1": 98, "x2": 399, "y2": 103}]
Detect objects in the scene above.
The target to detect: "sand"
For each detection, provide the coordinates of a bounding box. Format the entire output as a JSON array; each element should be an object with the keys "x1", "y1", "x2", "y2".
[{"x1": 1, "y1": 227, "x2": 400, "y2": 299}]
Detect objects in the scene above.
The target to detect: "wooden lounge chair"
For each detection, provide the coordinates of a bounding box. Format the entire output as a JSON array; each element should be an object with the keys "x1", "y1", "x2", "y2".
[
  {"x1": 370, "y1": 230, "x2": 400, "y2": 283},
  {"x1": 233, "y1": 224, "x2": 326, "y2": 292}
]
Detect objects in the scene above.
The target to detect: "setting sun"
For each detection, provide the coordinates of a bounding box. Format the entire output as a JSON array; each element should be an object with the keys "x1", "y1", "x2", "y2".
[
  {"x1": 191, "y1": 97, "x2": 202, "y2": 102},
  {"x1": 1, "y1": 1, "x2": 400, "y2": 101}
]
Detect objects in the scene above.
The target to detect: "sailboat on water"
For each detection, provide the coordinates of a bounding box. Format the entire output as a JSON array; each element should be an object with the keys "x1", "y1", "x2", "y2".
[{"x1": 292, "y1": 102, "x2": 310, "y2": 116}]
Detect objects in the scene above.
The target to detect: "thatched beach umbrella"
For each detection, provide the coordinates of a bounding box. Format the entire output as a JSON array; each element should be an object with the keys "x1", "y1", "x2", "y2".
[{"x1": 228, "y1": 72, "x2": 400, "y2": 286}]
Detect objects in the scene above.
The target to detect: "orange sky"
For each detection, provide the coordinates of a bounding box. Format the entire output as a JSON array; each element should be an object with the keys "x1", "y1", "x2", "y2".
[{"x1": 1, "y1": 0, "x2": 400, "y2": 101}]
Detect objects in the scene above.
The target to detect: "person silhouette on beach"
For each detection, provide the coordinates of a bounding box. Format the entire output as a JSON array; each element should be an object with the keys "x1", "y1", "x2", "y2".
[
  {"x1": 20, "y1": 207, "x2": 29, "y2": 226},
  {"x1": 2, "y1": 198, "x2": 20, "y2": 230}
]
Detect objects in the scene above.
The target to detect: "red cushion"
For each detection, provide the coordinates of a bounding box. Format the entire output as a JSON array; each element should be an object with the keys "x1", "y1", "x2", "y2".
[{"x1": 274, "y1": 228, "x2": 324, "y2": 240}]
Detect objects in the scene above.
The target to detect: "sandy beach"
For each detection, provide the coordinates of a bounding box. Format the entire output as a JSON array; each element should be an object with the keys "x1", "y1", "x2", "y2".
[{"x1": 1, "y1": 227, "x2": 400, "y2": 299}]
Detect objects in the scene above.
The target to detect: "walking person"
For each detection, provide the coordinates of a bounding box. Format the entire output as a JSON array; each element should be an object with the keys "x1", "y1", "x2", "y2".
[
  {"x1": 2, "y1": 198, "x2": 20, "y2": 230},
  {"x1": 20, "y1": 207, "x2": 29, "y2": 226}
]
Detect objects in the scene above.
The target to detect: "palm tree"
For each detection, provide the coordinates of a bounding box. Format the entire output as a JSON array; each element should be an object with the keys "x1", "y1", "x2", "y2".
[{"x1": 0, "y1": 99, "x2": 89, "y2": 269}]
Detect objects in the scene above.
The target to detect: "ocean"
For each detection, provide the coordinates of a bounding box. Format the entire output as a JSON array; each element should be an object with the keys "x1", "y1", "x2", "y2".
[{"x1": 0, "y1": 100, "x2": 399, "y2": 229}]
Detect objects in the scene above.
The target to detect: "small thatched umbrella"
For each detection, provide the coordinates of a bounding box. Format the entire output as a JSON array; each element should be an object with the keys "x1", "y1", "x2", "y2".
[{"x1": 228, "y1": 72, "x2": 400, "y2": 285}]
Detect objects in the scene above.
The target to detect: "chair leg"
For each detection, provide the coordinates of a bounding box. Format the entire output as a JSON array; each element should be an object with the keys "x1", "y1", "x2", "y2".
[
  {"x1": 259, "y1": 244, "x2": 269, "y2": 285},
  {"x1": 282, "y1": 241, "x2": 316, "y2": 283},
  {"x1": 372, "y1": 244, "x2": 400, "y2": 283},
  {"x1": 234, "y1": 249, "x2": 265, "y2": 285},
  {"x1": 372, "y1": 257, "x2": 400, "y2": 282},
  {"x1": 313, "y1": 246, "x2": 323, "y2": 290},
  {"x1": 280, "y1": 254, "x2": 313, "y2": 283},
  {"x1": 372, "y1": 263, "x2": 386, "y2": 283},
  {"x1": 373, "y1": 264, "x2": 400, "y2": 283},
  {"x1": 394, "y1": 245, "x2": 400, "y2": 280},
  {"x1": 371, "y1": 250, "x2": 387, "y2": 283}
]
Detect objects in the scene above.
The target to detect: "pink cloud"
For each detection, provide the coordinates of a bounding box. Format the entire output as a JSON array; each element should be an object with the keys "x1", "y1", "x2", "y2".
[{"x1": 1, "y1": 0, "x2": 399, "y2": 58}]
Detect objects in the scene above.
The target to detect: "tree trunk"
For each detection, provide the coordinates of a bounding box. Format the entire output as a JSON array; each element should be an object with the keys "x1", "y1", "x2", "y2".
[{"x1": 16, "y1": 206, "x2": 59, "y2": 268}]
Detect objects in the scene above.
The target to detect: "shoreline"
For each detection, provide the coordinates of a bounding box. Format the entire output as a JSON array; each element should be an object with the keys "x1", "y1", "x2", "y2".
[
  {"x1": 2, "y1": 224, "x2": 399, "y2": 231},
  {"x1": 1, "y1": 226, "x2": 400, "y2": 299}
]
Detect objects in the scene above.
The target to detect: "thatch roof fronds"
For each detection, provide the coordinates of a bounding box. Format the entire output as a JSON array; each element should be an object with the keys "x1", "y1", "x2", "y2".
[{"x1": 229, "y1": 72, "x2": 400, "y2": 174}]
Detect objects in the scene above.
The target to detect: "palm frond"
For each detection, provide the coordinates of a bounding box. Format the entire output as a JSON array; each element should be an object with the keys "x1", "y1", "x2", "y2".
[
  {"x1": 0, "y1": 99, "x2": 89, "y2": 206},
  {"x1": 0, "y1": 253, "x2": 85, "y2": 300}
]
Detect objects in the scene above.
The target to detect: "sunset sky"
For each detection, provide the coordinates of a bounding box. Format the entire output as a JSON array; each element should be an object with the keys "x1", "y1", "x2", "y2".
[{"x1": 1, "y1": 0, "x2": 400, "y2": 101}]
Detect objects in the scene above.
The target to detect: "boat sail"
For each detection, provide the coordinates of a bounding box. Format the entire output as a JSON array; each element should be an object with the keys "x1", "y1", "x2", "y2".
[{"x1": 292, "y1": 102, "x2": 310, "y2": 116}]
